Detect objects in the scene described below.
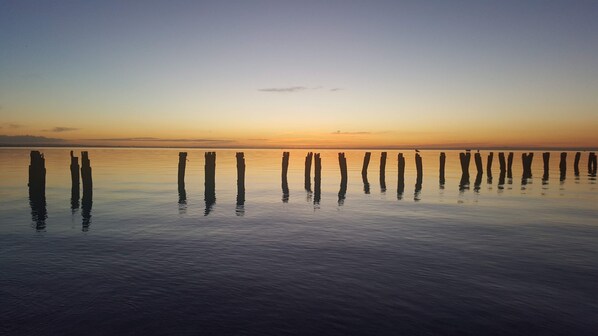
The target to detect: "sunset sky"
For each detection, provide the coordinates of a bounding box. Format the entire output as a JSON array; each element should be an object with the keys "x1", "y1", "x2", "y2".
[{"x1": 1, "y1": 1, "x2": 597, "y2": 148}]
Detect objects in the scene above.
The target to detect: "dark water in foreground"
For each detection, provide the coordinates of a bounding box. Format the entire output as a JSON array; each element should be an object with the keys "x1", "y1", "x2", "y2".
[{"x1": 1, "y1": 148, "x2": 597, "y2": 335}]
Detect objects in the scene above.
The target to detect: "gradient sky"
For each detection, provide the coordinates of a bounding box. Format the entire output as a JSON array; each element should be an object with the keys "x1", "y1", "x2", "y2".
[{"x1": 1, "y1": 0, "x2": 597, "y2": 148}]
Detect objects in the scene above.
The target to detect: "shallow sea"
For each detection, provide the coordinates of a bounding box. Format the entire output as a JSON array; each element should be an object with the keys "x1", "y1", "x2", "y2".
[{"x1": 1, "y1": 148, "x2": 597, "y2": 335}]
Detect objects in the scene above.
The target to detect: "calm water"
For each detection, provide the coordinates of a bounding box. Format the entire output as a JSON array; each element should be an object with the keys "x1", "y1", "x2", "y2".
[{"x1": 1, "y1": 148, "x2": 597, "y2": 335}]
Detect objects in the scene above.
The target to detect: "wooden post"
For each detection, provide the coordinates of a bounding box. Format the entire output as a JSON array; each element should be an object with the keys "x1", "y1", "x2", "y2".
[
  {"x1": 415, "y1": 152, "x2": 423, "y2": 191},
  {"x1": 28, "y1": 151, "x2": 47, "y2": 230},
  {"x1": 498, "y1": 152, "x2": 506, "y2": 172},
  {"x1": 507, "y1": 152, "x2": 514, "y2": 179},
  {"x1": 474, "y1": 152, "x2": 483, "y2": 175},
  {"x1": 521, "y1": 152, "x2": 534, "y2": 180},
  {"x1": 204, "y1": 152, "x2": 216, "y2": 215},
  {"x1": 573, "y1": 152, "x2": 581, "y2": 176},
  {"x1": 591, "y1": 152, "x2": 598, "y2": 176},
  {"x1": 70, "y1": 151, "x2": 80, "y2": 209},
  {"x1": 282, "y1": 152, "x2": 290, "y2": 202},
  {"x1": 486, "y1": 152, "x2": 494, "y2": 181},
  {"x1": 361, "y1": 152, "x2": 371, "y2": 177},
  {"x1": 559, "y1": 152, "x2": 566, "y2": 181},
  {"x1": 304, "y1": 152, "x2": 313, "y2": 191},
  {"x1": 542, "y1": 152, "x2": 550, "y2": 181},
  {"x1": 81, "y1": 151, "x2": 93, "y2": 197},
  {"x1": 338, "y1": 153, "x2": 348, "y2": 204},
  {"x1": 236, "y1": 152, "x2": 245, "y2": 205},
  {"x1": 379, "y1": 152, "x2": 387, "y2": 192},
  {"x1": 28, "y1": 151, "x2": 46, "y2": 194},
  {"x1": 178, "y1": 152, "x2": 187, "y2": 185},
  {"x1": 314, "y1": 153, "x2": 321, "y2": 203},
  {"x1": 439, "y1": 152, "x2": 446, "y2": 185},
  {"x1": 459, "y1": 152, "x2": 471, "y2": 190},
  {"x1": 362, "y1": 152, "x2": 371, "y2": 194},
  {"x1": 397, "y1": 153, "x2": 405, "y2": 196}
]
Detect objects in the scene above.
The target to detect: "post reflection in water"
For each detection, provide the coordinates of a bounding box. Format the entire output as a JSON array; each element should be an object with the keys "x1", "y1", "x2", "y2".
[
  {"x1": 29, "y1": 192, "x2": 47, "y2": 231},
  {"x1": 236, "y1": 189, "x2": 245, "y2": 216},
  {"x1": 81, "y1": 191, "x2": 93, "y2": 231},
  {"x1": 474, "y1": 172, "x2": 483, "y2": 193}
]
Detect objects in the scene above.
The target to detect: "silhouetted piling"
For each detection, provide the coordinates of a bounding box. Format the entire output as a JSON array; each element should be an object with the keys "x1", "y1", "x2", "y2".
[
  {"x1": 574, "y1": 152, "x2": 581, "y2": 176},
  {"x1": 305, "y1": 152, "x2": 313, "y2": 191},
  {"x1": 178, "y1": 152, "x2": 187, "y2": 185},
  {"x1": 559, "y1": 152, "x2": 567, "y2": 181},
  {"x1": 542, "y1": 152, "x2": 550, "y2": 182},
  {"x1": 282, "y1": 152, "x2": 290, "y2": 202},
  {"x1": 81, "y1": 151, "x2": 93, "y2": 197},
  {"x1": 521, "y1": 152, "x2": 534, "y2": 180},
  {"x1": 236, "y1": 152, "x2": 245, "y2": 206},
  {"x1": 70, "y1": 151, "x2": 80, "y2": 209},
  {"x1": 415, "y1": 152, "x2": 423, "y2": 190},
  {"x1": 314, "y1": 153, "x2": 321, "y2": 203},
  {"x1": 379, "y1": 152, "x2": 387, "y2": 192},
  {"x1": 204, "y1": 152, "x2": 216, "y2": 215},
  {"x1": 28, "y1": 151, "x2": 46, "y2": 195},
  {"x1": 439, "y1": 152, "x2": 446, "y2": 186},
  {"x1": 474, "y1": 172, "x2": 482, "y2": 192},
  {"x1": 507, "y1": 152, "x2": 514, "y2": 179},
  {"x1": 362, "y1": 152, "x2": 371, "y2": 194},
  {"x1": 459, "y1": 152, "x2": 471, "y2": 190},
  {"x1": 397, "y1": 153, "x2": 405, "y2": 197},
  {"x1": 498, "y1": 152, "x2": 506, "y2": 172},
  {"x1": 474, "y1": 152, "x2": 483, "y2": 175},
  {"x1": 486, "y1": 152, "x2": 494, "y2": 182},
  {"x1": 28, "y1": 150, "x2": 47, "y2": 230},
  {"x1": 588, "y1": 152, "x2": 597, "y2": 176},
  {"x1": 338, "y1": 153, "x2": 348, "y2": 204}
]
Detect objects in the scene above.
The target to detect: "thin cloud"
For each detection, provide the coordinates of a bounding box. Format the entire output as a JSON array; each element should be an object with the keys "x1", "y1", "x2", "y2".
[
  {"x1": 88, "y1": 137, "x2": 234, "y2": 143},
  {"x1": 330, "y1": 88, "x2": 343, "y2": 91},
  {"x1": 0, "y1": 135, "x2": 65, "y2": 144},
  {"x1": 258, "y1": 86, "x2": 308, "y2": 93},
  {"x1": 43, "y1": 127, "x2": 80, "y2": 132},
  {"x1": 331, "y1": 130, "x2": 371, "y2": 135},
  {"x1": 8, "y1": 123, "x2": 22, "y2": 129}
]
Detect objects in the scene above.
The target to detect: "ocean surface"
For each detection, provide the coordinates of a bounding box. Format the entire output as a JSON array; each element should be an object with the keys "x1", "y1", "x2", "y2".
[{"x1": 1, "y1": 148, "x2": 597, "y2": 335}]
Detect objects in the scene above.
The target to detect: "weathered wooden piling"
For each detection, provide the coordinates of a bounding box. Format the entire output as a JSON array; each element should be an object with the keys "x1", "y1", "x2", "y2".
[
  {"x1": 178, "y1": 152, "x2": 187, "y2": 185},
  {"x1": 559, "y1": 152, "x2": 567, "y2": 181},
  {"x1": 361, "y1": 152, "x2": 371, "y2": 177},
  {"x1": 498, "y1": 152, "x2": 506, "y2": 172},
  {"x1": 380, "y1": 152, "x2": 387, "y2": 191},
  {"x1": 574, "y1": 152, "x2": 581, "y2": 176},
  {"x1": 338, "y1": 153, "x2": 348, "y2": 204},
  {"x1": 459, "y1": 152, "x2": 471, "y2": 190},
  {"x1": 362, "y1": 152, "x2": 371, "y2": 194},
  {"x1": 204, "y1": 152, "x2": 216, "y2": 215},
  {"x1": 28, "y1": 151, "x2": 46, "y2": 194},
  {"x1": 486, "y1": 152, "x2": 494, "y2": 181},
  {"x1": 29, "y1": 151, "x2": 47, "y2": 230},
  {"x1": 81, "y1": 151, "x2": 93, "y2": 197},
  {"x1": 415, "y1": 152, "x2": 423, "y2": 189},
  {"x1": 70, "y1": 151, "x2": 80, "y2": 193},
  {"x1": 474, "y1": 172, "x2": 483, "y2": 192},
  {"x1": 282, "y1": 152, "x2": 290, "y2": 202},
  {"x1": 588, "y1": 152, "x2": 597, "y2": 176},
  {"x1": 542, "y1": 152, "x2": 550, "y2": 181},
  {"x1": 474, "y1": 152, "x2": 483, "y2": 175},
  {"x1": 204, "y1": 152, "x2": 216, "y2": 190},
  {"x1": 305, "y1": 152, "x2": 313, "y2": 191},
  {"x1": 70, "y1": 151, "x2": 80, "y2": 209},
  {"x1": 81, "y1": 191, "x2": 93, "y2": 231},
  {"x1": 314, "y1": 153, "x2": 322, "y2": 203},
  {"x1": 521, "y1": 152, "x2": 534, "y2": 180},
  {"x1": 236, "y1": 152, "x2": 245, "y2": 205},
  {"x1": 507, "y1": 152, "x2": 514, "y2": 179},
  {"x1": 439, "y1": 152, "x2": 446, "y2": 185},
  {"x1": 397, "y1": 153, "x2": 405, "y2": 196}
]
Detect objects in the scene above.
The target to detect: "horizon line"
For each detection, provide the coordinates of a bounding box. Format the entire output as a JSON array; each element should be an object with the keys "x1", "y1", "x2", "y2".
[{"x1": 1, "y1": 144, "x2": 597, "y2": 151}]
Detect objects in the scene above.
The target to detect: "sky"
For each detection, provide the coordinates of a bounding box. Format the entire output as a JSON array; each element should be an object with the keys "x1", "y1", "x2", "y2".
[{"x1": 1, "y1": 0, "x2": 597, "y2": 148}]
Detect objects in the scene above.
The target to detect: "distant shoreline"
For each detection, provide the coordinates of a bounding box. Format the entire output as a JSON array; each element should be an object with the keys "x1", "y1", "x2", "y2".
[{"x1": 1, "y1": 144, "x2": 596, "y2": 151}]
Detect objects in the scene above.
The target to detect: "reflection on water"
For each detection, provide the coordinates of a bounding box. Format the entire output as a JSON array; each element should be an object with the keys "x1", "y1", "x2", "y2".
[{"x1": 2, "y1": 148, "x2": 598, "y2": 335}]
